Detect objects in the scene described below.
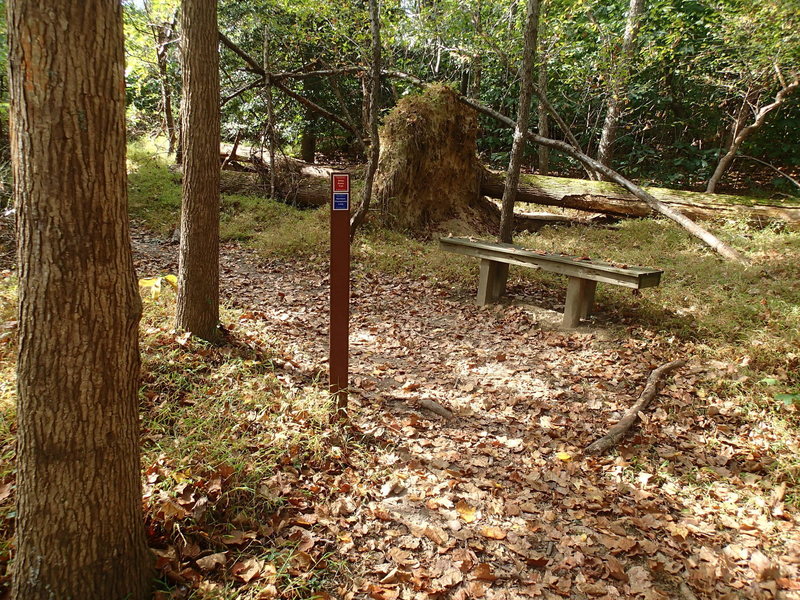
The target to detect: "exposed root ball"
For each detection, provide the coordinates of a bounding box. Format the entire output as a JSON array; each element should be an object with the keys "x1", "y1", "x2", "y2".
[{"x1": 374, "y1": 84, "x2": 484, "y2": 231}]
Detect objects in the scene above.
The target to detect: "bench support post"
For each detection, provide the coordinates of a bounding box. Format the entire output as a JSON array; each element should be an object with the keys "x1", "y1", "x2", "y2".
[
  {"x1": 581, "y1": 280, "x2": 597, "y2": 319},
  {"x1": 477, "y1": 260, "x2": 508, "y2": 306},
  {"x1": 563, "y1": 277, "x2": 595, "y2": 327}
]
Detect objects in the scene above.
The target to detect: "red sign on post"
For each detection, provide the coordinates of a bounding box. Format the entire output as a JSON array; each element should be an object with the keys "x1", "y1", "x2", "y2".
[{"x1": 329, "y1": 173, "x2": 350, "y2": 418}]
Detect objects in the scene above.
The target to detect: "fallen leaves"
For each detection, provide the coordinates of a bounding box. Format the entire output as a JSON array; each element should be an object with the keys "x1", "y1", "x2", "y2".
[{"x1": 123, "y1": 227, "x2": 800, "y2": 600}]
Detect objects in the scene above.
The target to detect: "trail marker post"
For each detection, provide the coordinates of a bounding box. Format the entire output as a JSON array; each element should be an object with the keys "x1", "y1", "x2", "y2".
[{"x1": 330, "y1": 173, "x2": 350, "y2": 418}]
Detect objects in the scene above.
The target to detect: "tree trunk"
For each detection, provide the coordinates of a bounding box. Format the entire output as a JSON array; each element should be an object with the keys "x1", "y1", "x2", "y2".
[
  {"x1": 480, "y1": 171, "x2": 800, "y2": 226},
  {"x1": 470, "y1": 0, "x2": 482, "y2": 98},
  {"x1": 9, "y1": 2, "x2": 150, "y2": 599},
  {"x1": 596, "y1": 0, "x2": 645, "y2": 170},
  {"x1": 537, "y1": 2, "x2": 549, "y2": 175},
  {"x1": 499, "y1": 0, "x2": 539, "y2": 243},
  {"x1": 177, "y1": 0, "x2": 221, "y2": 342},
  {"x1": 152, "y1": 12, "x2": 178, "y2": 154},
  {"x1": 300, "y1": 118, "x2": 317, "y2": 164},
  {"x1": 350, "y1": 0, "x2": 382, "y2": 239},
  {"x1": 707, "y1": 74, "x2": 799, "y2": 193}
]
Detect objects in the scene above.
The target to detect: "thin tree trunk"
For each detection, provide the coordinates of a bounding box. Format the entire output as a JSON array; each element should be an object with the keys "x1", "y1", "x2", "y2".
[
  {"x1": 154, "y1": 14, "x2": 178, "y2": 153},
  {"x1": 350, "y1": 0, "x2": 382, "y2": 240},
  {"x1": 707, "y1": 74, "x2": 799, "y2": 193},
  {"x1": 596, "y1": 0, "x2": 645, "y2": 169},
  {"x1": 498, "y1": 0, "x2": 539, "y2": 243},
  {"x1": 470, "y1": 0, "x2": 482, "y2": 98},
  {"x1": 9, "y1": 2, "x2": 150, "y2": 598},
  {"x1": 300, "y1": 112, "x2": 317, "y2": 164},
  {"x1": 537, "y1": 1, "x2": 549, "y2": 175},
  {"x1": 263, "y1": 24, "x2": 276, "y2": 197},
  {"x1": 177, "y1": 0, "x2": 221, "y2": 342}
]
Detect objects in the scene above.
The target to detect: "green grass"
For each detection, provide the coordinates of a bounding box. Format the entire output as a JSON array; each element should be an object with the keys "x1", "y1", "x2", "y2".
[
  {"x1": 138, "y1": 291, "x2": 359, "y2": 598},
  {"x1": 127, "y1": 137, "x2": 182, "y2": 234}
]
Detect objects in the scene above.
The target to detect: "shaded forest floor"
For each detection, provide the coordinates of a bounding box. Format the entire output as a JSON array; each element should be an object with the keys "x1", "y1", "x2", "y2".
[{"x1": 0, "y1": 142, "x2": 799, "y2": 599}]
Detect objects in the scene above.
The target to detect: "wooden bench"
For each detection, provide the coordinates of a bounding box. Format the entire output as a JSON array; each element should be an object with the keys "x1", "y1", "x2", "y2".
[{"x1": 439, "y1": 236, "x2": 663, "y2": 327}]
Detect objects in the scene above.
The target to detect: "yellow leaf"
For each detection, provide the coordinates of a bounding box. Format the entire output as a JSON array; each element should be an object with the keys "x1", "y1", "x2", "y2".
[
  {"x1": 556, "y1": 451, "x2": 572, "y2": 462},
  {"x1": 456, "y1": 500, "x2": 478, "y2": 523},
  {"x1": 164, "y1": 274, "x2": 178, "y2": 289},
  {"x1": 149, "y1": 278, "x2": 162, "y2": 300},
  {"x1": 138, "y1": 277, "x2": 159, "y2": 288}
]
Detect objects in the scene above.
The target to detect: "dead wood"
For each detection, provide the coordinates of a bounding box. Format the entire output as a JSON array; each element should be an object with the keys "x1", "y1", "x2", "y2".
[
  {"x1": 480, "y1": 170, "x2": 800, "y2": 227},
  {"x1": 584, "y1": 359, "x2": 687, "y2": 455},
  {"x1": 418, "y1": 398, "x2": 454, "y2": 420}
]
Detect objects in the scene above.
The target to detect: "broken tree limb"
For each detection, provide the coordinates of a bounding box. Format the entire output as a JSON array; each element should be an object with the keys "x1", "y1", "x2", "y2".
[
  {"x1": 418, "y1": 398, "x2": 454, "y2": 420},
  {"x1": 584, "y1": 359, "x2": 687, "y2": 456},
  {"x1": 707, "y1": 72, "x2": 799, "y2": 193},
  {"x1": 457, "y1": 95, "x2": 751, "y2": 265},
  {"x1": 218, "y1": 31, "x2": 364, "y2": 140},
  {"x1": 480, "y1": 170, "x2": 800, "y2": 226}
]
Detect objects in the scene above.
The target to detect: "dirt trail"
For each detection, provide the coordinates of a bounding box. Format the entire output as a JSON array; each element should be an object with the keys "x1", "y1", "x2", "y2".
[{"x1": 132, "y1": 226, "x2": 800, "y2": 600}]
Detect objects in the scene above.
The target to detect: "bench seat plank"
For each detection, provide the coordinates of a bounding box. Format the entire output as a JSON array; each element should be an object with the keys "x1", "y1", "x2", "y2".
[{"x1": 439, "y1": 236, "x2": 662, "y2": 289}]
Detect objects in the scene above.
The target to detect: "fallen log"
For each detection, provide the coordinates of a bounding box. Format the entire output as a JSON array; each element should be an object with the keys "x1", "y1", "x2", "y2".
[
  {"x1": 481, "y1": 171, "x2": 800, "y2": 227},
  {"x1": 584, "y1": 359, "x2": 687, "y2": 456}
]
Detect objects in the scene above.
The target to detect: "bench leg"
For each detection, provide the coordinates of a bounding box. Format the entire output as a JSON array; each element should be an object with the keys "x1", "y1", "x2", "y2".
[
  {"x1": 563, "y1": 277, "x2": 593, "y2": 327},
  {"x1": 580, "y1": 280, "x2": 597, "y2": 319},
  {"x1": 477, "y1": 260, "x2": 508, "y2": 306}
]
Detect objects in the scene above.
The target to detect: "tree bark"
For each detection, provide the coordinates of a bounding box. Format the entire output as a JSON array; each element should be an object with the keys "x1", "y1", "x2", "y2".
[
  {"x1": 470, "y1": 0, "x2": 483, "y2": 98},
  {"x1": 499, "y1": 0, "x2": 539, "y2": 243},
  {"x1": 707, "y1": 74, "x2": 799, "y2": 193},
  {"x1": 177, "y1": 0, "x2": 221, "y2": 342},
  {"x1": 350, "y1": 0, "x2": 382, "y2": 240},
  {"x1": 300, "y1": 116, "x2": 317, "y2": 164},
  {"x1": 9, "y1": 2, "x2": 150, "y2": 599},
  {"x1": 596, "y1": 0, "x2": 645, "y2": 170},
  {"x1": 263, "y1": 24, "x2": 277, "y2": 197}
]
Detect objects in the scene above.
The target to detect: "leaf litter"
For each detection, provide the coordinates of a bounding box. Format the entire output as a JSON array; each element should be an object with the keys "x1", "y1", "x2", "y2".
[{"x1": 0, "y1": 227, "x2": 797, "y2": 600}]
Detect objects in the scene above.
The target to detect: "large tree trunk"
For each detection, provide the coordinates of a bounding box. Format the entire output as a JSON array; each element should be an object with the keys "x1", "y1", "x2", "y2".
[
  {"x1": 177, "y1": 0, "x2": 221, "y2": 342},
  {"x1": 9, "y1": 2, "x2": 150, "y2": 599},
  {"x1": 596, "y1": 0, "x2": 646, "y2": 170},
  {"x1": 480, "y1": 171, "x2": 800, "y2": 226},
  {"x1": 498, "y1": 0, "x2": 539, "y2": 243},
  {"x1": 707, "y1": 74, "x2": 799, "y2": 193}
]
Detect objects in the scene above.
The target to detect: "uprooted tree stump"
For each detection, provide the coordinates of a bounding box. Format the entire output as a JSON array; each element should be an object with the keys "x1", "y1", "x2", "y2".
[{"x1": 373, "y1": 84, "x2": 494, "y2": 231}]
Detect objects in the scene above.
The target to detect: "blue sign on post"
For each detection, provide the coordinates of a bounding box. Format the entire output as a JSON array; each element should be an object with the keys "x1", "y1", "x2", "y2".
[{"x1": 333, "y1": 193, "x2": 350, "y2": 211}]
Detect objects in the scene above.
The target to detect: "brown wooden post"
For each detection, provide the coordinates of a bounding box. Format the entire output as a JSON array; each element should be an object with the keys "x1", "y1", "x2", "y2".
[
  {"x1": 563, "y1": 276, "x2": 592, "y2": 327},
  {"x1": 330, "y1": 173, "x2": 351, "y2": 419}
]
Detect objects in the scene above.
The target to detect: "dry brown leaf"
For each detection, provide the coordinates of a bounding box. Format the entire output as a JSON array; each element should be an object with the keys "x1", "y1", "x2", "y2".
[
  {"x1": 195, "y1": 552, "x2": 227, "y2": 572},
  {"x1": 231, "y1": 557, "x2": 264, "y2": 583},
  {"x1": 472, "y1": 563, "x2": 497, "y2": 582},
  {"x1": 479, "y1": 526, "x2": 506, "y2": 540},
  {"x1": 606, "y1": 555, "x2": 628, "y2": 582},
  {"x1": 221, "y1": 530, "x2": 257, "y2": 546}
]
